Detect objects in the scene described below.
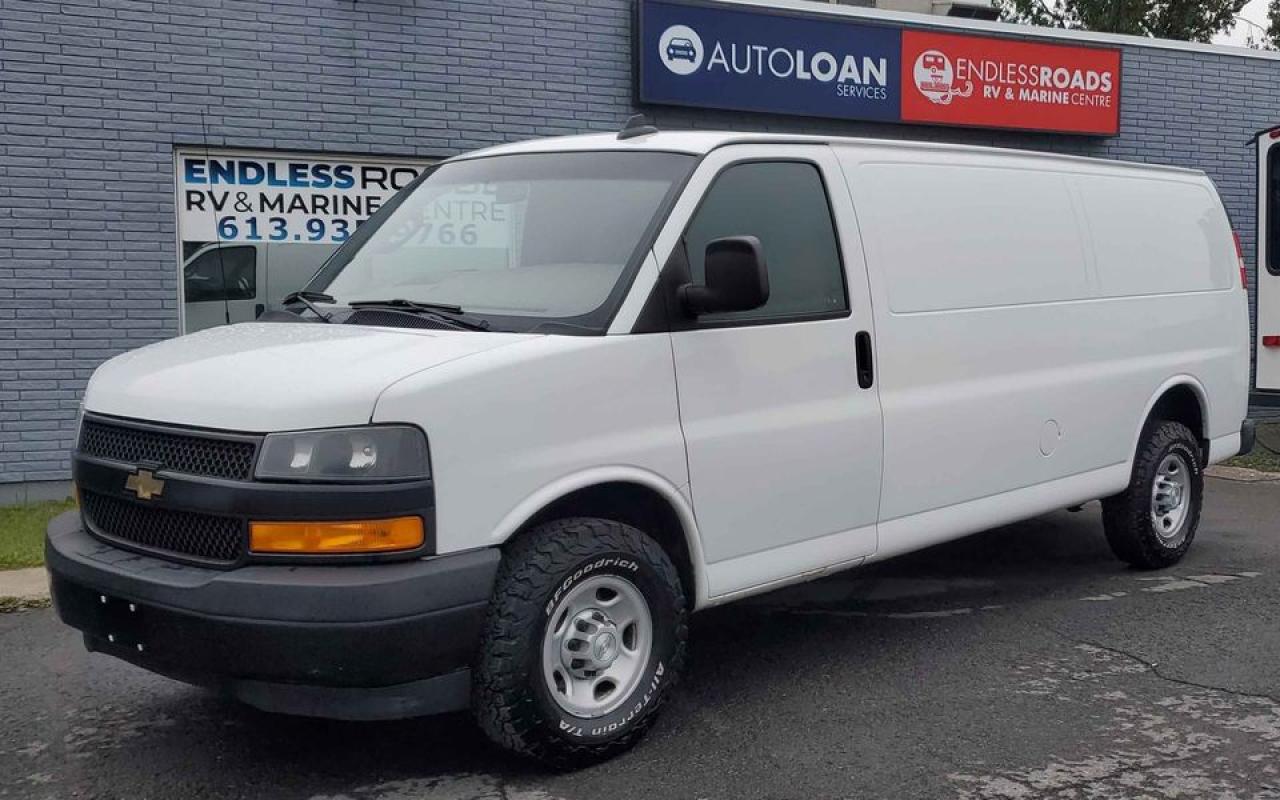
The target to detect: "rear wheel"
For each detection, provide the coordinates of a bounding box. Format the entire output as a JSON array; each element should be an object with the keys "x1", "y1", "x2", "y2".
[
  {"x1": 1102, "y1": 420, "x2": 1203, "y2": 569},
  {"x1": 473, "y1": 517, "x2": 687, "y2": 768}
]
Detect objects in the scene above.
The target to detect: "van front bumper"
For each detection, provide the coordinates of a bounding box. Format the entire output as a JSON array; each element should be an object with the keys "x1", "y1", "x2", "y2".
[{"x1": 45, "y1": 510, "x2": 500, "y2": 720}]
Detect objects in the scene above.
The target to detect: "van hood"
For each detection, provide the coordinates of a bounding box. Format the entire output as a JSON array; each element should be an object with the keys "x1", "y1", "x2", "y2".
[{"x1": 84, "y1": 322, "x2": 538, "y2": 432}]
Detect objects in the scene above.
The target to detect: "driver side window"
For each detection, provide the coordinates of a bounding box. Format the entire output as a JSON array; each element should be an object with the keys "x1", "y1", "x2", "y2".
[{"x1": 684, "y1": 161, "x2": 848, "y2": 323}]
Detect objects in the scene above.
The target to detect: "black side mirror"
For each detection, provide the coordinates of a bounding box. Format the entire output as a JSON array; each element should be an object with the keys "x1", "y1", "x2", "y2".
[{"x1": 679, "y1": 236, "x2": 769, "y2": 315}]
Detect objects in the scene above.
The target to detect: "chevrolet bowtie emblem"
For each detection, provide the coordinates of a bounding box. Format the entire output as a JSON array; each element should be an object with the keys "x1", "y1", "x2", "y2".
[{"x1": 125, "y1": 469, "x2": 165, "y2": 501}]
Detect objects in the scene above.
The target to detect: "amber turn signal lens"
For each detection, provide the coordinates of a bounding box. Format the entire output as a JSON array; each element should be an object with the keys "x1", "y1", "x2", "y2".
[{"x1": 249, "y1": 517, "x2": 424, "y2": 554}]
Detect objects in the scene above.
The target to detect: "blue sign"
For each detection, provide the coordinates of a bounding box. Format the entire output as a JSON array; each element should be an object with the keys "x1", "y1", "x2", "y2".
[{"x1": 638, "y1": 0, "x2": 902, "y2": 122}]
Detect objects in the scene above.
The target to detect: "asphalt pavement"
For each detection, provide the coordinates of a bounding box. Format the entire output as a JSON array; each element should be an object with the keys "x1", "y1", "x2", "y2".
[{"x1": 2, "y1": 476, "x2": 1279, "y2": 800}]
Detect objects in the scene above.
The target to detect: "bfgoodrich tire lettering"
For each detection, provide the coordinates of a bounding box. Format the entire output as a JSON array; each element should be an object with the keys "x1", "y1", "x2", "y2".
[
  {"x1": 1102, "y1": 420, "x2": 1203, "y2": 569},
  {"x1": 473, "y1": 517, "x2": 687, "y2": 767}
]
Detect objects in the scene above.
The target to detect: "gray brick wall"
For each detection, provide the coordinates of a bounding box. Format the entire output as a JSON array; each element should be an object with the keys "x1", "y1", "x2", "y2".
[{"x1": 2, "y1": 0, "x2": 1279, "y2": 486}]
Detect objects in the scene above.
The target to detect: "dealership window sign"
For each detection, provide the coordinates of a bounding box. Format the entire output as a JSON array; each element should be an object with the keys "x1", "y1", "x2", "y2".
[
  {"x1": 177, "y1": 152, "x2": 426, "y2": 244},
  {"x1": 637, "y1": 0, "x2": 1122, "y2": 136},
  {"x1": 175, "y1": 149, "x2": 431, "y2": 333}
]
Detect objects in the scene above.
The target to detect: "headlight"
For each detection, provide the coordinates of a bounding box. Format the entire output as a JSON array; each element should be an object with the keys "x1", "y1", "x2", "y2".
[{"x1": 255, "y1": 425, "x2": 429, "y2": 482}]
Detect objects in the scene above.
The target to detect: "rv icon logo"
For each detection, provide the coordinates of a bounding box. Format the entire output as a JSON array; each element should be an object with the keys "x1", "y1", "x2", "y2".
[
  {"x1": 912, "y1": 49, "x2": 973, "y2": 105},
  {"x1": 659, "y1": 25, "x2": 703, "y2": 76}
]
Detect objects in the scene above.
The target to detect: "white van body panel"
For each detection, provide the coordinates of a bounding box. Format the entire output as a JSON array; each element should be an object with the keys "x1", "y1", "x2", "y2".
[
  {"x1": 372, "y1": 334, "x2": 690, "y2": 561},
  {"x1": 84, "y1": 323, "x2": 537, "y2": 432},
  {"x1": 871, "y1": 462, "x2": 1132, "y2": 564},
  {"x1": 835, "y1": 143, "x2": 1248, "y2": 531}
]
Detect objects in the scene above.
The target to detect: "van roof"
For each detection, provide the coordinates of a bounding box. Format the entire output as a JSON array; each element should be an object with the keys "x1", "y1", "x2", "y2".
[{"x1": 451, "y1": 130, "x2": 1204, "y2": 178}]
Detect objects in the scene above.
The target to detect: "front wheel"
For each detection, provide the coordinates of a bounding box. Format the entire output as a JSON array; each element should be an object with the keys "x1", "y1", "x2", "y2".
[
  {"x1": 1101, "y1": 419, "x2": 1203, "y2": 569},
  {"x1": 472, "y1": 517, "x2": 688, "y2": 768}
]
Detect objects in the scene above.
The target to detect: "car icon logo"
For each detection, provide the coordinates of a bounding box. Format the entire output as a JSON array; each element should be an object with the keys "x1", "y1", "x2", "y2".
[
  {"x1": 666, "y1": 37, "x2": 697, "y2": 63},
  {"x1": 659, "y1": 25, "x2": 703, "y2": 75}
]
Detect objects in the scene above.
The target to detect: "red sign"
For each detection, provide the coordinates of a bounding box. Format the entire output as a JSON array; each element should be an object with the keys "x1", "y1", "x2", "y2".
[{"x1": 900, "y1": 31, "x2": 1121, "y2": 135}]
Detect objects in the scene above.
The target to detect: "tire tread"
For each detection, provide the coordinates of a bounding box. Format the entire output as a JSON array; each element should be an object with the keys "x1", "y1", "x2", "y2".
[
  {"x1": 472, "y1": 517, "x2": 687, "y2": 768},
  {"x1": 1101, "y1": 420, "x2": 1202, "y2": 569}
]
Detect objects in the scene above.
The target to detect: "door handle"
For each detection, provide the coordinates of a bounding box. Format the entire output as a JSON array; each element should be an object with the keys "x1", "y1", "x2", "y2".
[{"x1": 855, "y1": 331, "x2": 874, "y2": 389}]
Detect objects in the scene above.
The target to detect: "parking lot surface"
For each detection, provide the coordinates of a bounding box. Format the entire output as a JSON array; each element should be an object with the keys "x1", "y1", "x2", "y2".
[{"x1": 2, "y1": 476, "x2": 1279, "y2": 800}]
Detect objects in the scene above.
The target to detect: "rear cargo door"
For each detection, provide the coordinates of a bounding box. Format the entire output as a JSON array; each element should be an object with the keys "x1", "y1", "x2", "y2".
[{"x1": 1256, "y1": 130, "x2": 1280, "y2": 390}]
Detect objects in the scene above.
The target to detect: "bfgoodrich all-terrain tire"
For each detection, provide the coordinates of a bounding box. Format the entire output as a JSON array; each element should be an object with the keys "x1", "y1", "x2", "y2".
[
  {"x1": 472, "y1": 517, "x2": 688, "y2": 768},
  {"x1": 1102, "y1": 419, "x2": 1204, "y2": 569}
]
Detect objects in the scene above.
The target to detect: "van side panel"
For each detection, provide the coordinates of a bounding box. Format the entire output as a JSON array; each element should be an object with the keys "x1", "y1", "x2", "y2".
[
  {"x1": 1075, "y1": 176, "x2": 1235, "y2": 297},
  {"x1": 371, "y1": 334, "x2": 691, "y2": 559},
  {"x1": 867, "y1": 163, "x2": 1091, "y2": 313},
  {"x1": 837, "y1": 145, "x2": 1248, "y2": 530}
]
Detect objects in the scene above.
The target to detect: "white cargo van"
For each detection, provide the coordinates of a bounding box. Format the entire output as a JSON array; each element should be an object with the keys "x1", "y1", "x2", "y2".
[
  {"x1": 181, "y1": 241, "x2": 339, "y2": 332},
  {"x1": 48, "y1": 127, "x2": 1252, "y2": 767}
]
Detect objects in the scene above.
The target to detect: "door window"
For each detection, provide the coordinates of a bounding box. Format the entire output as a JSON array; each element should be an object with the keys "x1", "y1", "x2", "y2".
[
  {"x1": 684, "y1": 161, "x2": 847, "y2": 322},
  {"x1": 1268, "y1": 146, "x2": 1280, "y2": 276},
  {"x1": 183, "y1": 246, "x2": 257, "y2": 302}
]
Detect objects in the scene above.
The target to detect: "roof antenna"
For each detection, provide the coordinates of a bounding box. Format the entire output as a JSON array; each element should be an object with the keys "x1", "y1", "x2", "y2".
[
  {"x1": 198, "y1": 108, "x2": 232, "y2": 327},
  {"x1": 618, "y1": 114, "x2": 659, "y2": 140}
]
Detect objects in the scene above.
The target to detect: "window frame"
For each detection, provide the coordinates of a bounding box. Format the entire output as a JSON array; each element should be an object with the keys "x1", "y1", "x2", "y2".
[{"x1": 671, "y1": 156, "x2": 852, "y2": 331}]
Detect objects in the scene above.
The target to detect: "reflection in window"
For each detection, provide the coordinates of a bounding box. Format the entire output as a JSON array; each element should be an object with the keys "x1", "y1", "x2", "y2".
[{"x1": 183, "y1": 245, "x2": 257, "y2": 302}]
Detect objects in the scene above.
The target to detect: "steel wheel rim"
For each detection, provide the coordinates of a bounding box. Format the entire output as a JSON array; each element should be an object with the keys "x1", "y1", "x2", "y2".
[
  {"x1": 1150, "y1": 452, "x2": 1191, "y2": 547},
  {"x1": 541, "y1": 574, "x2": 653, "y2": 719}
]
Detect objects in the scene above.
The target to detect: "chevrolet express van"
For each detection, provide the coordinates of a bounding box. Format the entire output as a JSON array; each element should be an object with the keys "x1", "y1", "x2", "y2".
[{"x1": 48, "y1": 128, "x2": 1253, "y2": 766}]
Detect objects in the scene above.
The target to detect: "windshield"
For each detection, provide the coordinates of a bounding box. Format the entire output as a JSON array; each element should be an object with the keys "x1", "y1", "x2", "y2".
[{"x1": 309, "y1": 151, "x2": 695, "y2": 333}]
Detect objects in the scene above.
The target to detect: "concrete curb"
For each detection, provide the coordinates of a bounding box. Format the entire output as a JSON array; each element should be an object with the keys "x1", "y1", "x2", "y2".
[
  {"x1": 0, "y1": 567, "x2": 50, "y2": 613},
  {"x1": 1206, "y1": 465, "x2": 1280, "y2": 483}
]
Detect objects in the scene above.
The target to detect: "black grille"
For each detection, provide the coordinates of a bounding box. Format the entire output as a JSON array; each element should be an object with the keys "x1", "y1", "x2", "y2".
[
  {"x1": 79, "y1": 418, "x2": 257, "y2": 480},
  {"x1": 344, "y1": 308, "x2": 457, "y2": 330},
  {"x1": 81, "y1": 490, "x2": 245, "y2": 564}
]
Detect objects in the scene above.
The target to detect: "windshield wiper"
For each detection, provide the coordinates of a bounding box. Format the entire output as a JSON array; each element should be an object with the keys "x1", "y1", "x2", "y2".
[
  {"x1": 280, "y1": 291, "x2": 335, "y2": 322},
  {"x1": 347, "y1": 298, "x2": 490, "y2": 331},
  {"x1": 352, "y1": 297, "x2": 460, "y2": 314}
]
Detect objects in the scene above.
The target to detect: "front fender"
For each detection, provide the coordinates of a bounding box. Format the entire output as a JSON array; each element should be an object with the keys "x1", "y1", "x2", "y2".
[{"x1": 486, "y1": 466, "x2": 709, "y2": 610}]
